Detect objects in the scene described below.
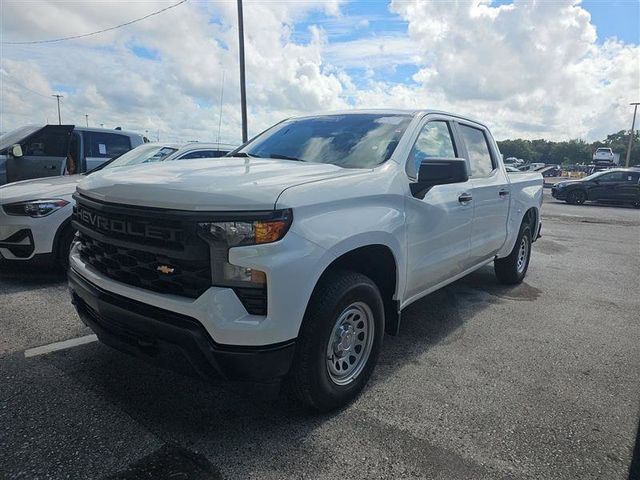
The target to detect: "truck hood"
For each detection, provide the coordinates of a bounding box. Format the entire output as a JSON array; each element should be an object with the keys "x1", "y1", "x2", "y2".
[
  {"x1": 0, "y1": 175, "x2": 84, "y2": 203},
  {"x1": 76, "y1": 157, "x2": 367, "y2": 210}
]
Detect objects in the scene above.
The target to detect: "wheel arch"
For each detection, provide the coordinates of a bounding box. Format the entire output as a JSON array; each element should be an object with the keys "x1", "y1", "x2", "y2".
[{"x1": 309, "y1": 243, "x2": 401, "y2": 336}]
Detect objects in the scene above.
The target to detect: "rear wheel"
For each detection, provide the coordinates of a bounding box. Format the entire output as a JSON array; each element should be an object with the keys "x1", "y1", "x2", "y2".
[
  {"x1": 286, "y1": 270, "x2": 384, "y2": 411},
  {"x1": 495, "y1": 223, "x2": 532, "y2": 285},
  {"x1": 566, "y1": 190, "x2": 586, "y2": 205}
]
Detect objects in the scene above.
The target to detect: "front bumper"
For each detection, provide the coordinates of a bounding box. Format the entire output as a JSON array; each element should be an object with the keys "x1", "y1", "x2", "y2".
[
  {"x1": 69, "y1": 267, "x2": 296, "y2": 383},
  {"x1": 551, "y1": 187, "x2": 567, "y2": 200}
]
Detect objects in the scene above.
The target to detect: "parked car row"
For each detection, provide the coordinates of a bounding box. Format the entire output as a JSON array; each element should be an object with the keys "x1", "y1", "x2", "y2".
[{"x1": 0, "y1": 140, "x2": 233, "y2": 267}]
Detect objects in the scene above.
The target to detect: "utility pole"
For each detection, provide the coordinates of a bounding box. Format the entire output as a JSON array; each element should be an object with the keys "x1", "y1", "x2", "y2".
[
  {"x1": 217, "y1": 70, "x2": 225, "y2": 148},
  {"x1": 85, "y1": 114, "x2": 89, "y2": 127},
  {"x1": 625, "y1": 102, "x2": 639, "y2": 167},
  {"x1": 237, "y1": 0, "x2": 248, "y2": 143},
  {"x1": 52, "y1": 94, "x2": 63, "y2": 124}
]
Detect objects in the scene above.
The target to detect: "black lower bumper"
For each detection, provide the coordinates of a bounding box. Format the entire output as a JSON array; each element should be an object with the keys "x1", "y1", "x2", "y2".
[{"x1": 68, "y1": 268, "x2": 296, "y2": 384}]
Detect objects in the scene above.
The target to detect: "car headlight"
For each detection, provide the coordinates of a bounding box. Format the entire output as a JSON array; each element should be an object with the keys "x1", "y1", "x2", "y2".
[
  {"x1": 197, "y1": 209, "x2": 292, "y2": 285},
  {"x1": 3, "y1": 199, "x2": 69, "y2": 217}
]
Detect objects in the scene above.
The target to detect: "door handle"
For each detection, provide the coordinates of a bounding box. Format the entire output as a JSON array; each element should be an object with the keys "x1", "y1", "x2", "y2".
[
  {"x1": 499, "y1": 189, "x2": 510, "y2": 197},
  {"x1": 44, "y1": 165, "x2": 57, "y2": 170},
  {"x1": 458, "y1": 193, "x2": 473, "y2": 204}
]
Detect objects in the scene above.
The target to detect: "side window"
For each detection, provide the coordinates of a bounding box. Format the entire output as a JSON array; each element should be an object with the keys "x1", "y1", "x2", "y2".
[
  {"x1": 599, "y1": 172, "x2": 624, "y2": 182},
  {"x1": 22, "y1": 129, "x2": 69, "y2": 157},
  {"x1": 83, "y1": 132, "x2": 131, "y2": 159},
  {"x1": 458, "y1": 124, "x2": 495, "y2": 177},
  {"x1": 410, "y1": 121, "x2": 456, "y2": 173}
]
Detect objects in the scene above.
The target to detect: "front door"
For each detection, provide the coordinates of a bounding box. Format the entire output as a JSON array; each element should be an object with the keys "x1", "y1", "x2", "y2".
[
  {"x1": 404, "y1": 118, "x2": 473, "y2": 302},
  {"x1": 6, "y1": 125, "x2": 74, "y2": 183},
  {"x1": 456, "y1": 122, "x2": 510, "y2": 263}
]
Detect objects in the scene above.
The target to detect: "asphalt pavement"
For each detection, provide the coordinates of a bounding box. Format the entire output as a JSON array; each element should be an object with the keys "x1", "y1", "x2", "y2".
[{"x1": 1, "y1": 191, "x2": 639, "y2": 479}]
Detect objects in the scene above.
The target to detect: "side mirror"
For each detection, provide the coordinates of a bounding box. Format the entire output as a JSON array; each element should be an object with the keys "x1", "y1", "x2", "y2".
[
  {"x1": 410, "y1": 157, "x2": 469, "y2": 198},
  {"x1": 11, "y1": 144, "x2": 23, "y2": 158}
]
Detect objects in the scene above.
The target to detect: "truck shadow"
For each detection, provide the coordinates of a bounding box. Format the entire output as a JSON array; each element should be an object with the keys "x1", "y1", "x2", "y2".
[
  {"x1": 0, "y1": 261, "x2": 66, "y2": 294},
  {"x1": 36, "y1": 263, "x2": 532, "y2": 477}
]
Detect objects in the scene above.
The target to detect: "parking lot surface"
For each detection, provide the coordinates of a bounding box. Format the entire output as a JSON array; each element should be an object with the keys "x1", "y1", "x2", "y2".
[{"x1": 1, "y1": 191, "x2": 639, "y2": 479}]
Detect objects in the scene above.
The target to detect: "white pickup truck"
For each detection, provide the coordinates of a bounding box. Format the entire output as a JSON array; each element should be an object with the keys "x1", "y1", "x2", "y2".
[{"x1": 68, "y1": 110, "x2": 543, "y2": 411}]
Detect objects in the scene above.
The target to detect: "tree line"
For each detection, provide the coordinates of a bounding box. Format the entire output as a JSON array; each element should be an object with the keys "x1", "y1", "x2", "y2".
[{"x1": 497, "y1": 130, "x2": 640, "y2": 166}]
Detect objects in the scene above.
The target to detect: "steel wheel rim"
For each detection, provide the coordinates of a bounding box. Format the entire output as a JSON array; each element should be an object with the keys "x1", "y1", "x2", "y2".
[
  {"x1": 326, "y1": 301, "x2": 375, "y2": 386},
  {"x1": 516, "y1": 235, "x2": 529, "y2": 274}
]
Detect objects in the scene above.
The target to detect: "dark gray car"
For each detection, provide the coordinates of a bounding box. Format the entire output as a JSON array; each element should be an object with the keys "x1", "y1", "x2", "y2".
[{"x1": 0, "y1": 125, "x2": 146, "y2": 185}]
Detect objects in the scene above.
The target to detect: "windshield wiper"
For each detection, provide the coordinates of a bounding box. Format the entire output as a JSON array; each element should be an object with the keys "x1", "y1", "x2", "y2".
[{"x1": 269, "y1": 153, "x2": 305, "y2": 162}]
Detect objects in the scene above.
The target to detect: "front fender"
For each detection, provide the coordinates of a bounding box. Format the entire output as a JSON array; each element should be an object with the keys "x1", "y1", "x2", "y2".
[{"x1": 228, "y1": 202, "x2": 406, "y2": 342}]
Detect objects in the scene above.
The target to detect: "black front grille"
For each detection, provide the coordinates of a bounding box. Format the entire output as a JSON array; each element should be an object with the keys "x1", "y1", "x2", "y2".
[
  {"x1": 73, "y1": 195, "x2": 212, "y2": 299},
  {"x1": 78, "y1": 234, "x2": 211, "y2": 298}
]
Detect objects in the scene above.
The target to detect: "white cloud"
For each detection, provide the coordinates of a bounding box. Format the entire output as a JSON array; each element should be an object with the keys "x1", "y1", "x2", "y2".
[{"x1": 0, "y1": 0, "x2": 638, "y2": 144}]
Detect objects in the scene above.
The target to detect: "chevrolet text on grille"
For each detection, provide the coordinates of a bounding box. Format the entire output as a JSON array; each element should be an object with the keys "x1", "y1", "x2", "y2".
[{"x1": 77, "y1": 207, "x2": 181, "y2": 242}]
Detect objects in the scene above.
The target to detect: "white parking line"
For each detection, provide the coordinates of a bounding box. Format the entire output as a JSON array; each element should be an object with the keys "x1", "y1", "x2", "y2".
[{"x1": 24, "y1": 334, "x2": 98, "y2": 358}]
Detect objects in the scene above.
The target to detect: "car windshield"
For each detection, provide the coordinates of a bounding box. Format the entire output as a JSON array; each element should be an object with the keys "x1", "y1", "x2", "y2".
[
  {"x1": 0, "y1": 125, "x2": 42, "y2": 151},
  {"x1": 91, "y1": 144, "x2": 179, "y2": 173},
  {"x1": 236, "y1": 113, "x2": 413, "y2": 168}
]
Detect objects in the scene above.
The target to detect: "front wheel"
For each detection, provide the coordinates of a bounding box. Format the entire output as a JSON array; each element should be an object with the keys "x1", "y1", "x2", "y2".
[
  {"x1": 285, "y1": 270, "x2": 384, "y2": 411},
  {"x1": 494, "y1": 223, "x2": 532, "y2": 285},
  {"x1": 566, "y1": 190, "x2": 586, "y2": 205},
  {"x1": 55, "y1": 225, "x2": 76, "y2": 270}
]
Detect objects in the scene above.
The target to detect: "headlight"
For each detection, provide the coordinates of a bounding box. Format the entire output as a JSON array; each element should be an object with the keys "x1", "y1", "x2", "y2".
[
  {"x1": 3, "y1": 199, "x2": 69, "y2": 217},
  {"x1": 197, "y1": 209, "x2": 292, "y2": 286}
]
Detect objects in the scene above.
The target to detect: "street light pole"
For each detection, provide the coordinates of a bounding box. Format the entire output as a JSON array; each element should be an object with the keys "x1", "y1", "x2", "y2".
[
  {"x1": 52, "y1": 94, "x2": 63, "y2": 124},
  {"x1": 625, "y1": 102, "x2": 639, "y2": 167},
  {"x1": 237, "y1": 0, "x2": 248, "y2": 143}
]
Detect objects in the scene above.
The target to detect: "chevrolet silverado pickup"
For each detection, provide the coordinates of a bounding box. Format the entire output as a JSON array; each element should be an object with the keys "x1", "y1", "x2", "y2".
[{"x1": 68, "y1": 110, "x2": 543, "y2": 411}]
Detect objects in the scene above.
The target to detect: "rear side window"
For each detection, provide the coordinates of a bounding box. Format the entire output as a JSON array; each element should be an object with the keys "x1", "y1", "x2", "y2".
[
  {"x1": 410, "y1": 121, "x2": 456, "y2": 172},
  {"x1": 83, "y1": 132, "x2": 131, "y2": 158},
  {"x1": 179, "y1": 150, "x2": 227, "y2": 159},
  {"x1": 599, "y1": 171, "x2": 626, "y2": 182},
  {"x1": 22, "y1": 129, "x2": 69, "y2": 157},
  {"x1": 459, "y1": 124, "x2": 495, "y2": 177}
]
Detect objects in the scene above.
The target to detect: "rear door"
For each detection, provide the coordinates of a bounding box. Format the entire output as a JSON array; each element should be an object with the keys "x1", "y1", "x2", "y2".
[
  {"x1": 404, "y1": 116, "x2": 474, "y2": 299},
  {"x1": 614, "y1": 172, "x2": 640, "y2": 203},
  {"x1": 5, "y1": 125, "x2": 74, "y2": 183},
  {"x1": 81, "y1": 131, "x2": 132, "y2": 171},
  {"x1": 456, "y1": 122, "x2": 510, "y2": 264},
  {"x1": 589, "y1": 171, "x2": 626, "y2": 201}
]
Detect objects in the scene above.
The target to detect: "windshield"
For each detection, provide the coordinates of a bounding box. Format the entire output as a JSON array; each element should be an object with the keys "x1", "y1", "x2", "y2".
[
  {"x1": 0, "y1": 125, "x2": 42, "y2": 151},
  {"x1": 93, "y1": 144, "x2": 179, "y2": 172},
  {"x1": 237, "y1": 114, "x2": 413, "y2": 168}
]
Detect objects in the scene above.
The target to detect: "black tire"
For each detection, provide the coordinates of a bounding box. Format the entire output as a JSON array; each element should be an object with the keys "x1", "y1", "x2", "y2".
[
  {"x1": 633, "y1": 198, "x2": 640, "y2": 209},
  {"x1": 494, "y1": 223, "x2": 532, "y2": 285},
  {"x1": 55, "y1": 226, "x2": 76, "y2": 269},
  {"x1": 566, "y1": 189, "x2": 586, "y2": 205},
  {"x1": 285, "y1": 270, "x2": 384, "y2": 412}
]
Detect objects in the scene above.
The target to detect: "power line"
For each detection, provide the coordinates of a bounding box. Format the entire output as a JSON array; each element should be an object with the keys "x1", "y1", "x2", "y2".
[{"x1": 2, "y1": 0, "x2": 188, "y2": 45}]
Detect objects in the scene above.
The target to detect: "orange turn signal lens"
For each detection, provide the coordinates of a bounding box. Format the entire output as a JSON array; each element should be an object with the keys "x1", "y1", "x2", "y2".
[{"x1": 255, "y1": 220, "x2": 289, "y2": 244}]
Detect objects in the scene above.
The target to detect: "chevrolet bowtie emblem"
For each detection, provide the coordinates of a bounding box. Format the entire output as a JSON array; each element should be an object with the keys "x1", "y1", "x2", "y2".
[{"x1": 156, "y1": 265, "x2": 175, "y2": 275}]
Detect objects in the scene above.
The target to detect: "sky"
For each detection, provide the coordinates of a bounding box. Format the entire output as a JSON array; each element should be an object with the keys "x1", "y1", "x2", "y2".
[{"x1": 0, "y1": 0, "x2": 638, "y2": 145}]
